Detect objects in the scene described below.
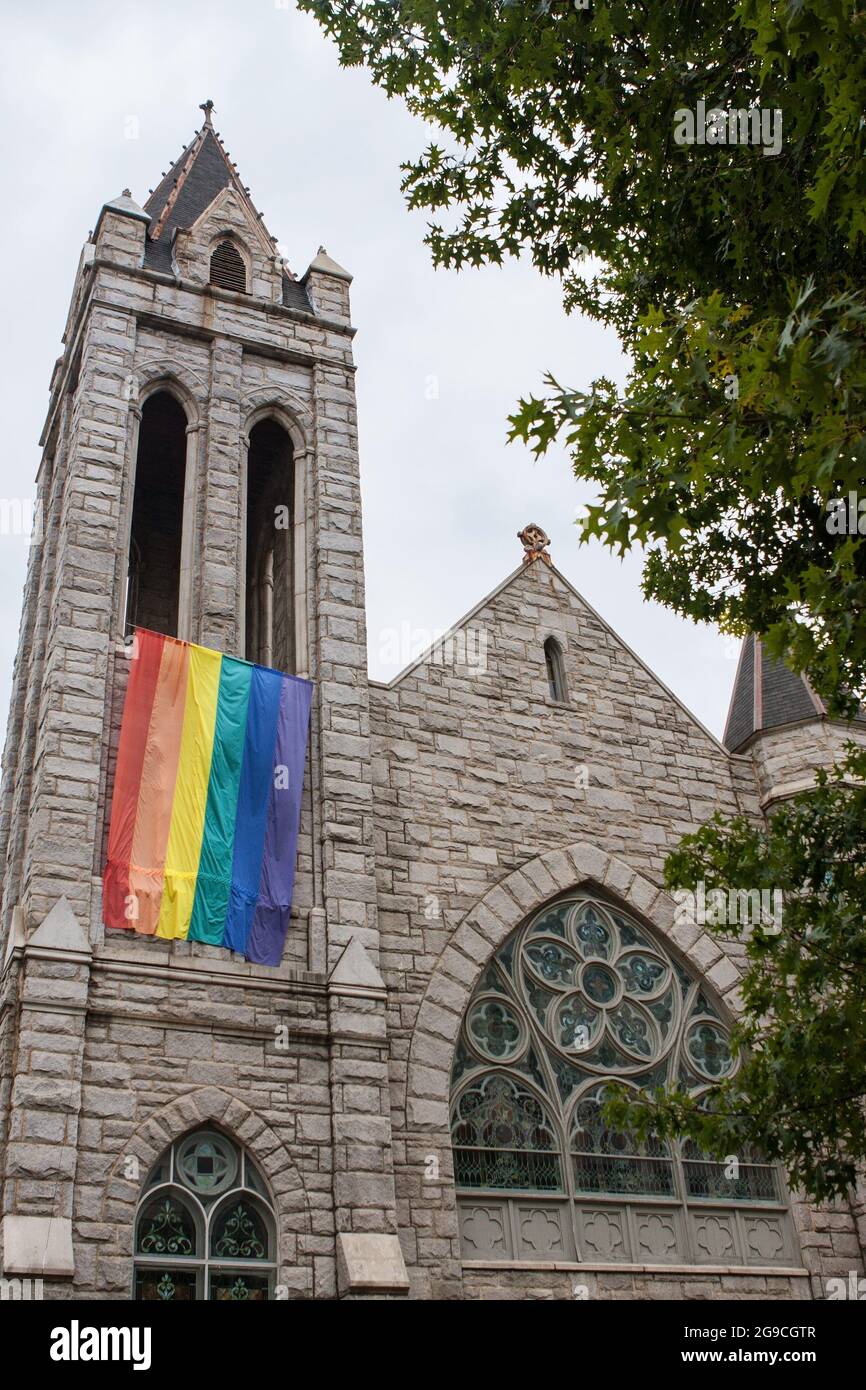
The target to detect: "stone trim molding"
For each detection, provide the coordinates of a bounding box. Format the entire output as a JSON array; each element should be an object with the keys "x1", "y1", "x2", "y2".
[
  {"x1": 461, "y1": 1259, "x2": 809, "y2": 1278},
  {"x1": 134, "y1": 359, "x2": 209, "y2": 421},
  {"x1": 405, "y1": 841, "x2": 746, "y2": 1128},
  {"x1": 241, "y1": 389, "x2": 313, "y2": 458}
]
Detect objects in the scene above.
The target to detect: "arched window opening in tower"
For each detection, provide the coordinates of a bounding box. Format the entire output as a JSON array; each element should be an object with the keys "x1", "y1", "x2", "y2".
[
  {"x1": 125, "y1": 391, "x2": 187, "y2": 638},
  {"x1": 544, "y1": 636, "x2": 568, "y2": 703},
  {"x1": 245, "y1": 418, "x2": 294, "y2": 672},
  {"x1": 209, "y1": 240, "x2": 247, "y2": 293}
]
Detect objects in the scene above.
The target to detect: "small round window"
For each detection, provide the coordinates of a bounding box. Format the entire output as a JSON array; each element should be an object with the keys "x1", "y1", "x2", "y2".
[{"x1": 177, "y1": 1131, "x2": 238, "y2": 1196}]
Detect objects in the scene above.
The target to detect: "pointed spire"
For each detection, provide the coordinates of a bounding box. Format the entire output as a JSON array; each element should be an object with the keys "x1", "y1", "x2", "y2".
[
  {"x1": 100, "y1": 189, "x2": 149, "y2": 223},
  {"x1": 723, "y1": 635, "x2": 833, "y2": 751},
  {"x1": 306, "y1": 246, "x2": 352, "y2": 281},
  {"x1": 139, "y1": 107, "x2": 308, "y2": 306}
]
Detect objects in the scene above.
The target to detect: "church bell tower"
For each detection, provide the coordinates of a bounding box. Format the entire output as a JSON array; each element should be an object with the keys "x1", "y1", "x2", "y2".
[{"x1": 0, "y1": 104, "x2": 407, "y2": 1299}]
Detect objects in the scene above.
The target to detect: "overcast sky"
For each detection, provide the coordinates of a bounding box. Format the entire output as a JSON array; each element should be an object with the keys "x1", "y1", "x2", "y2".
[{"x1": 0, "y1": 0, "x2": 738, "y2": 744}]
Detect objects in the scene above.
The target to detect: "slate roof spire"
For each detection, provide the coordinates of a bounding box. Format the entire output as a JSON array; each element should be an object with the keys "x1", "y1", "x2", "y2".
[
  {"x1": 137, "y1": 102, "x2": 311, "y2": 311},
  {"x1": 142, "y1": 102, "x2": 270, "y2": 266},
  {"x1": 723, "y1": 634, "x2": 842, "y2": 751}
]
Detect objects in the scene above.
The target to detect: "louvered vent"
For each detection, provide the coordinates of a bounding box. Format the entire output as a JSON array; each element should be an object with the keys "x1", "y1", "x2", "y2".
[{"x1": 209, "y1": 240, "x2": 247, "y2": 292}]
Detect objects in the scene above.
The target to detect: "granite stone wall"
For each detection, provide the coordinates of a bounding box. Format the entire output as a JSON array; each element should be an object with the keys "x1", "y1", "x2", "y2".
[{"x1": 368, "y1": 559, "x2": 866, "y2": 1299}]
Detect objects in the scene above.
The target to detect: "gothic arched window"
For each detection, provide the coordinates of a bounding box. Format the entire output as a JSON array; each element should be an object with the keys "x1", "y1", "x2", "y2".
[
  {"x1": 544, "y1": 636, "x2": 568, "y2": 703},
  {"x1": 209, "y1": 239, "x2": 247, "y2": 293},
  {"x1": 133, "y1": 1129, "x2": 277, "y2": 1300},
  {"x1": 245, "y1": 417, "x2": 294, "y2": 672},
  {"x1": 125, "y1": 390, "x2": 188, "y2": 638},
  {"x1": 450, "y1": 893, "x2": 797, "y2": 1268}
]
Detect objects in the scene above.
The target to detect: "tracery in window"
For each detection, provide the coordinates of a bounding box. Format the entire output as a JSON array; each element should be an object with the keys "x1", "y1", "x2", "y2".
[
  {"x1": 450, "y1": 893, "x2": 796, "y2": 1267},
  {"x1": 133, "y1": 1129, "x2": 276, "y2": 1300}
]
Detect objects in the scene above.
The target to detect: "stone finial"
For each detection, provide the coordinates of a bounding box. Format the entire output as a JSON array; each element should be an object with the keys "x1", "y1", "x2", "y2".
[
  {"x1": 199, "y1": 98, "x2": 215, "y2": 126},
  {"x1": 517, "y1": 522, "x2": 551, "y2": 566},
  {"x1": 29, "y1": 896, "x2": 91, "y2": 954},
  {"x1": 306, "y1": 247, "x2": 352, "y2": 282},
  {"x1": 329, "y1": 936, "x2": 385, "y2": 992},
  {"x1": 99, "y1": 190, "x2": 150, "y2": 225}
]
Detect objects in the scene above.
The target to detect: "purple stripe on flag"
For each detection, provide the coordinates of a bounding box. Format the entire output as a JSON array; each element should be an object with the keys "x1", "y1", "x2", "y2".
[{"x1": 245, "y1": 673, "x2": 313, "y2": 966}]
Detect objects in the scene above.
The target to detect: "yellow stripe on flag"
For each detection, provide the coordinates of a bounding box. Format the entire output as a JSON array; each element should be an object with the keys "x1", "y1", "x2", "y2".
[{"x1": 156, "y1": 644, "x2": 222, "y2": 940}]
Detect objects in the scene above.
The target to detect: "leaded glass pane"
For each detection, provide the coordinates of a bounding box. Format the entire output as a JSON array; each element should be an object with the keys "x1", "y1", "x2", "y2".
[
  {"x1": 571, "y1": 1091, "x2": 675, "y2": 1197},
  {"x1": 528, "y1": 906, "x2": 569, "y2": 939},
  {"x1": 454, "y1": 1146, "x2": 562, "y2": 1191},
  {"x1": 573, "y1": 904, "x2": 613, "y2": 959},
  {"x1": 210, "y1": 1272, "x2": 271, "y2": 1301},
  {"x1": 620, "y1": 952, "x2": 668, "y2": 997},
  {"x1": 525, "y1": 940, "x2": 579, "y2": 987},
  {"x1": 144, "y1": 1157, "x2": 169, "y2": 1191},
  {"x1": 556, "y1": 994, "x2": 600, "y2": 1051},
  {"x1": 582, "y1": 961, "x2": 618, "y2": 1004},
  {"x1": 682, "y1": 1141, "x2": 780, "y2": 1201},
  {"x1": 686, "y1": 1021, "x2": 733, "y2": 1079},
  {"x1": 245, "y1": 1159, "x2": 270, "y2": 1200},
  {"x1": 451, "y1": 1036, "x2": 477, "y2": 1086},
  {"x1": 135, "y1": 1268, "x2": 198, "y2": 1301},
  {"x1": 135, "y1": 1195, "x2": 197, "y2": 1257},
  {"x1": 524, "y1": 971, "x2": 555, "y2": 1028},
  {"x1": 453, "y1": 1074, "x2": 557, "y2": 1151},
  {"x1": 211, "y1": 1200, "x2": 270, "y2": 1260},
  {"x1": 467, "y1": 998, "x2": 523, "y2": 1060}
]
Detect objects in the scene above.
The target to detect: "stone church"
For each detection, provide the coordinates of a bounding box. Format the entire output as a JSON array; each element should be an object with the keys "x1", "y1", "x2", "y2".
[{"x1": 0, "y1": 106, "x2": 864, "y2": 1301}]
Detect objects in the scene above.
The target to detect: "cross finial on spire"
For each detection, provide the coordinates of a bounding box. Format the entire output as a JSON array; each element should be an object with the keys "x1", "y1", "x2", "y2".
[{"x1": 199, "y1": 99, "x2": 215, "y2": 126}]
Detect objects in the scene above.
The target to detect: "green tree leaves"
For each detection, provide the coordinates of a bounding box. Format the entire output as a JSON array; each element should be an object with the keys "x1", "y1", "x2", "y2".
[
  {"x1": 299, "y1": 0, "x2": 866, "y2": 710},
  {"x1": 606, "y1": 746, "x2": 866, "y2": 1204}
]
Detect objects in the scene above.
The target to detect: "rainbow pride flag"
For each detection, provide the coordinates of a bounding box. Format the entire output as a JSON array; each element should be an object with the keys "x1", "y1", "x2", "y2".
[{"x1": 103, "y1": 628, "x2": 313, "y2": 965}]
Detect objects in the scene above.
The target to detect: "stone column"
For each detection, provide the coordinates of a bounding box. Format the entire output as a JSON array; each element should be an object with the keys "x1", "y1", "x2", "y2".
[
  {"x1": 328, "y1": 940, "x2": 408, "y2": 1298},
  {"x1": 0, "y1": 900, "x2": 91, "y2": 1287},
  {"x1": 200, "y1": 337, "x2": 244, "y2": 653},
  {"x1": 22, "y1": 297, "x2": 138, "y2": 932},
  {"x1": 177, "y1": 420, "x2": 201, "y2": 642},
  {"x1": 0, "y1": 395, "x2": 72, "y2": 945}
]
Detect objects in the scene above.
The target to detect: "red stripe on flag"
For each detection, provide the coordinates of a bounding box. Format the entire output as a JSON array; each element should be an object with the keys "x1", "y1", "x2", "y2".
[{"x1": 103, "y1": 630, "x2": 165, "y2": 931}]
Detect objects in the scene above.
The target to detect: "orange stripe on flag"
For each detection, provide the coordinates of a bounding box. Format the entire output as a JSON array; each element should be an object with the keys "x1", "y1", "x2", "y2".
[{"x1": 128, "y1": 636, "x2": 190, "y2": 934}]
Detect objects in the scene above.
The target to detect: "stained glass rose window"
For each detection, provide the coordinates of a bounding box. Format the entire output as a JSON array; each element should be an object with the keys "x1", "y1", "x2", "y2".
[{"x1": 451, "y1": 894, "x2": 783, "y2": 1231}]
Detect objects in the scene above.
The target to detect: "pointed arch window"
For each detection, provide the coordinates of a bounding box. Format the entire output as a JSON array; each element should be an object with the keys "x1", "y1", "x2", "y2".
[
  {"x1": 209, "y1": 239, "x2": 247, "y2": 293},
  {"x1": 244, "y1": 417, "x2": 294, "y2": 672},
  {"x1": 133, "y1": 1129, "x2": 277, "y2": 1300},
  {"x1": 544, "y1": 636, "x2": 568, "y2": 703},
  {"x1": 451, "y1": 893, "x2": 797, "y2": 1268},
  {"x1": 125, "y1": 391, "x2": 187, "y2": 637}
]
